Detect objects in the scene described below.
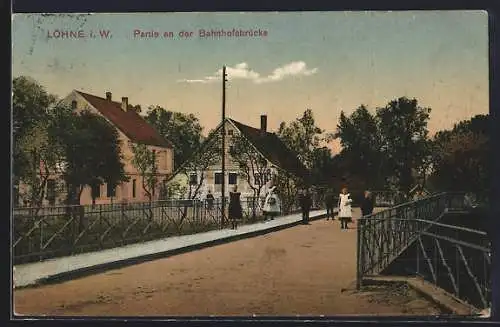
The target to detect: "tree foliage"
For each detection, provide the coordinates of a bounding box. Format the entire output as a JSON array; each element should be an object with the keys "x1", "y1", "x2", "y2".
[
  {"x1": 376, "y1": 97, "x2": 431, "y2": 193},
  {"x1": 16, "y1": 117, "x2": 62, "y2": 207},
  {"x1": 12, "y1": 76, "x2": 58, "y2": 185},
  {"x1": 273, "y1": 170, "x2": 301, "y2": 215},
  {"x1": 309, "y1": 146, "x2": 336, "y2": 186},
  {"x1": 130, "y1": 143, "x2": 158, "y2": 203},
  {"x1": 332, "y1": 105, "x2": 385, "y2": 189},
  {"x1": 51, "y1": 108, "x2": 128, "y2": 205},
  {"x1": 13, "y1": 76, "x2": 128, "y2": 207},
  {"x1": 333, "y1": 97, "x2": 432, "y2": 194},
  {"x1": 13, "y1": 76, "x2": 63, "y2": 207},
  {"x1": 178, "y1": 128, "x2": 222, "y2": 200},
  {"x1": 145, "y1": 106, "x2": 203, "y2": 170},
  {"x1": 277, "y1": 109, "x2": 324, "y2": 169},
  {"x1": 429, "y1": 114, "x2": 489, "y2": 198}
]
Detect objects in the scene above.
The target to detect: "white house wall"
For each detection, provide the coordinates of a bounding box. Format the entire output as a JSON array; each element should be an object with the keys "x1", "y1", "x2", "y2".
[{"x1": 179, "y1": 120, "x2": 277, "y2": 200}]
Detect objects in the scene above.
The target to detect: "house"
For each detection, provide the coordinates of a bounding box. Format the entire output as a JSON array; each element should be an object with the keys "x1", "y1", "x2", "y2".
[
  {"x1": 166, "y1": 114, "x2": 309, "y2": 202},
  {"x1": 31, "y1": 90, "x2": 174, "y2": 206}
]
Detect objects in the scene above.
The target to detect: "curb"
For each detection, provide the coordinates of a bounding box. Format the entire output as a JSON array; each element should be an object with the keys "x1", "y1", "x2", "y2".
[
  {"x1": 24, "y1": 213, "x2": 327, "y2": 288},
  {"x1": 362, "y1": 276, "x2": 480, "y2": 316}
]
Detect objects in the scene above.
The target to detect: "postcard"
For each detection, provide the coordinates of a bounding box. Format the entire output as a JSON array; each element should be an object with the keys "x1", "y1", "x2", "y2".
[{"x1": 11, "y1": 11, "x2": 491, "y2": 318}]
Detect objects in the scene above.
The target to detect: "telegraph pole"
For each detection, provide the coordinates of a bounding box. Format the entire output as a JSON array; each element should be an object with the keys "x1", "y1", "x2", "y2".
[{"x1": 221, "y1": 66, "x2": 227, "y2": 229}]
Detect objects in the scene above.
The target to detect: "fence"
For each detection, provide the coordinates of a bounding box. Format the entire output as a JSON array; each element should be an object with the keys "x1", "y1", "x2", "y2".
[
  {"x1": 13, "y1": 197, "x2": 301, "y2": 265},
  {"x1": 356, "y1": 192, "x2": 492, "y2": 310}
]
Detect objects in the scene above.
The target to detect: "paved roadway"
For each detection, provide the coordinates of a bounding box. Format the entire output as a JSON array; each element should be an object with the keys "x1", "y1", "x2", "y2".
[{"x1": 14, "y1": 208, "x2": 441, "y2": 317}]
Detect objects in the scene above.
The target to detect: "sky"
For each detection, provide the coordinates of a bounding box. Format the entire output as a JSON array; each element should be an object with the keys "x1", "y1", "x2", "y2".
[{"x1": 12, "y1": 11, "x2": 489, "y2": 154}]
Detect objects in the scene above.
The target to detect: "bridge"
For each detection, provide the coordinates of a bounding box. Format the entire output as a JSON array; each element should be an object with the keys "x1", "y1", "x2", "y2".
[{"x1": 12, "y1": 193, "x2": 493, "y2": 317}]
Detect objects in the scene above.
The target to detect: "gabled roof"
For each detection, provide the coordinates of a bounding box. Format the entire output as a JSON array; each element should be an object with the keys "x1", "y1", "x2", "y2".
[
  {"x1": 227, "y1": 118, "x2": 310, "y2": 180},
  {"x1": 75, "y1": 91, "x2": 172, "y2": 148},
  {"x1": 165, "y1": 117, "x2": 310, "y2": 182}
]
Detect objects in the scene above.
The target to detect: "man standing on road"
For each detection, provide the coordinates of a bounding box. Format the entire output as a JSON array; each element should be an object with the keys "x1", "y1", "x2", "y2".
[
  {"x1": 325, "y1": 188, "x2": 336, "y2": 221},
  {"x1": 205, "y1": 189, "x2": 214, "y2": 211},
  {"x1": 298, "y1": 188, "x2": 312, "y2": 224},
  {"x1": 360, "y1": 190, "x2": 374, "y2": 217}
]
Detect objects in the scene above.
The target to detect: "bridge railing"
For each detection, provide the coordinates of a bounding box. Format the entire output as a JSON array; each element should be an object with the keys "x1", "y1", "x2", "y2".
[
  {"x1": 12, "y1": 197, "x2": 302, "y2": 265},
  {"x1": 357, "y1": 193, "x2": 464, "y2": 271},
  {"x1": 417, "y1": 220, "x2": 491, "y2": 310},
  {"x1": 356, "y1": 192, "x2": 466, "y2": 282},
  {"x1": 356, "y1": 192, "x2": 492, "y2": 310}
]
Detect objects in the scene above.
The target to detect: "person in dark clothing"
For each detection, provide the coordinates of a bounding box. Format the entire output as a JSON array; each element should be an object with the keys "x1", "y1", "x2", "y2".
[
  {"x1": 228, "y1": 186, "x2": 243, "y2": 229},
  {"x1": 298, "y1": 188, "x2": 313, "y2": 224},
  {"x1": 361, "y1": 191, "x2": 374, "y2": 217},
  {"x1": 205, "y1": 190, "x2": 214, "y2": 210},
  {"x1": 325, "y1": 189, "x2": 336, "y2": 221}
]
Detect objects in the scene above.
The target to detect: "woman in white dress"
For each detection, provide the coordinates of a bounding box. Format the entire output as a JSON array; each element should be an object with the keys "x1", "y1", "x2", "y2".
[
  {"x1": 338, "y1": 187, "x2": 353, "y2": 230},
  {"x1": 263, "y1": 186, "x2": 281, "y2": 221}
]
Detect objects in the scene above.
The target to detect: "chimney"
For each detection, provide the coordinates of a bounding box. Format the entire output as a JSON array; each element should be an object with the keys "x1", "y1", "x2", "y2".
[
  {"x1": 105, "y1": 92, "x2": 112, "y2": 101},
  {"x1": 121, "y1": 97, "x2": 128, "y2": 111},
  {"x1": 260, "y1": 114, "x2": 267, "y2": 133}
]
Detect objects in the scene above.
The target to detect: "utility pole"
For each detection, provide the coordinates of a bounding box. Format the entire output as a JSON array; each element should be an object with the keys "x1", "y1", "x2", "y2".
[{"x1": 221, "y1": 66, "x2": 227, "y2": 229}]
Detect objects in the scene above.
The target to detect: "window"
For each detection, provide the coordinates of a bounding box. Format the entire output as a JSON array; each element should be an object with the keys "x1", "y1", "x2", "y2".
[
  {"x1": 132, "y1": 179, "x2": 136, "y2": 198},
  {"x1": 107, "y1": 183, "x2": 116, "y2": 198},
  {"x1": 91, "y1": 183, "x2": 101, "y2": 199},
  {"x1": 164, "y1": 151, "x2": 169, "y2": 170},
  {"x1": 227, "y1": 130, "x2": 233, "y2": 136},
  {"x1": 189, "y1": 173, "x2": 198, "y2": 185},
  {"x1": 229, "y1": 173, "x2": 238, "y2": 185},
  {"x1": 229, "y1": 145, "x2": 234, "y2": 154},
  {"x1": 46, "y1": 179, "x2": 56, "y2": 205},
  {"x1": 214, "y1": 172, "x2": 223, "y2": 185},
  {"x1": 71, "y1": 100, "x2": 77, "y2": 109}
]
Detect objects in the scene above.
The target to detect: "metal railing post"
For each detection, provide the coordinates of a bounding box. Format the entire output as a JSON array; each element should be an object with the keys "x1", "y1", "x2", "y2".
[
  {"x1": 416, "y1": 240, "x2": 420, "y2": 276},
  {"x1": 356, "y1": 218, "x2": 363, "y2": 290}
]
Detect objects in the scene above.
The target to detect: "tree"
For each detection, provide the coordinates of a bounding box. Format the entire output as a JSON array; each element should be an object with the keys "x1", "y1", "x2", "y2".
[
  {"x1": 331, "y1": 105, "x2": 385, "y2": 189},
  {"x1": 273, "y1": 170, "x2": 301, "y2": 215},
  {"x1": 331, "y1": 98, "x2": 431, "y2": 196},
  {"x1": 162, "y1": 179, "x2": 187, "y2": 199},
  {"x1": 12, "y1": 76, "x2": 58, "y2": 191},
  {"x1": 16, "y1": 115, "x2": 63, "y2": 208},
  {"x1": 131, "y1": 143, "x2": 159, "y2": 204},
  {"x1": 429, "y1": 114, "x2": 489, "y2": 199},
  {"x1": 376, "y1": 97, "x2": 431, "y2": 193},
  {"x1": 179, "y1": 129, "x2": 222, "y2": 201},
  {"x1": 50, "y1": 108, "x2": 128, "y2": 205},
  {"x1": 277, "y1": 109, "x2": 324, "y2": 169},
  {"x1": 145, "y1": 106, "x2": 203, "y2": 169},
  {"x1": 170, "y1": 129, "x2": 222, "y2": 229},
  {"x1": 229, "y1": 133, "x2": 269, "y2": 219},
  {"x1": 309, "y1": 146, "x2": 336, "y2": 186}
]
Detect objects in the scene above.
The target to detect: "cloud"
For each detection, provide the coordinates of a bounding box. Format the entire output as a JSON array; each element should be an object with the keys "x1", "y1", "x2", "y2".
[
  {"x1": 177, "y1": 61, "x2": 318, "y2": 84},
  {"x1": 256, "y1": 61, "x2": 318, "y2": 84}
]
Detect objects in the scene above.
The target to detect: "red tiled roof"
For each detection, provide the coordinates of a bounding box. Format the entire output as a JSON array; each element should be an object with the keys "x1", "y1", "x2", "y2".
[{"x1": 76, "y1": 91, "x2": 172, "y2": 148}]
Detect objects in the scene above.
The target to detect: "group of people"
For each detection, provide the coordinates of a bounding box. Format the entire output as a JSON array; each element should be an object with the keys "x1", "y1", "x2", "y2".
[
  {"x1": 323, "y1": 187, "x2": 375, "y2": 229},
  {"x1": 226, "y1": 185, "x2": 281, "y2": 230},
  {"x1": 206, "y1": 184, "x2": 376, "y2": 230}
]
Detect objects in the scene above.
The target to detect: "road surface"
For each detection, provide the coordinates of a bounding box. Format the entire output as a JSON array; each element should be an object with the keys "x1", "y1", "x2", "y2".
[{"x1": 14, "y1": 209, "x2": 441, "y2": 316}]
